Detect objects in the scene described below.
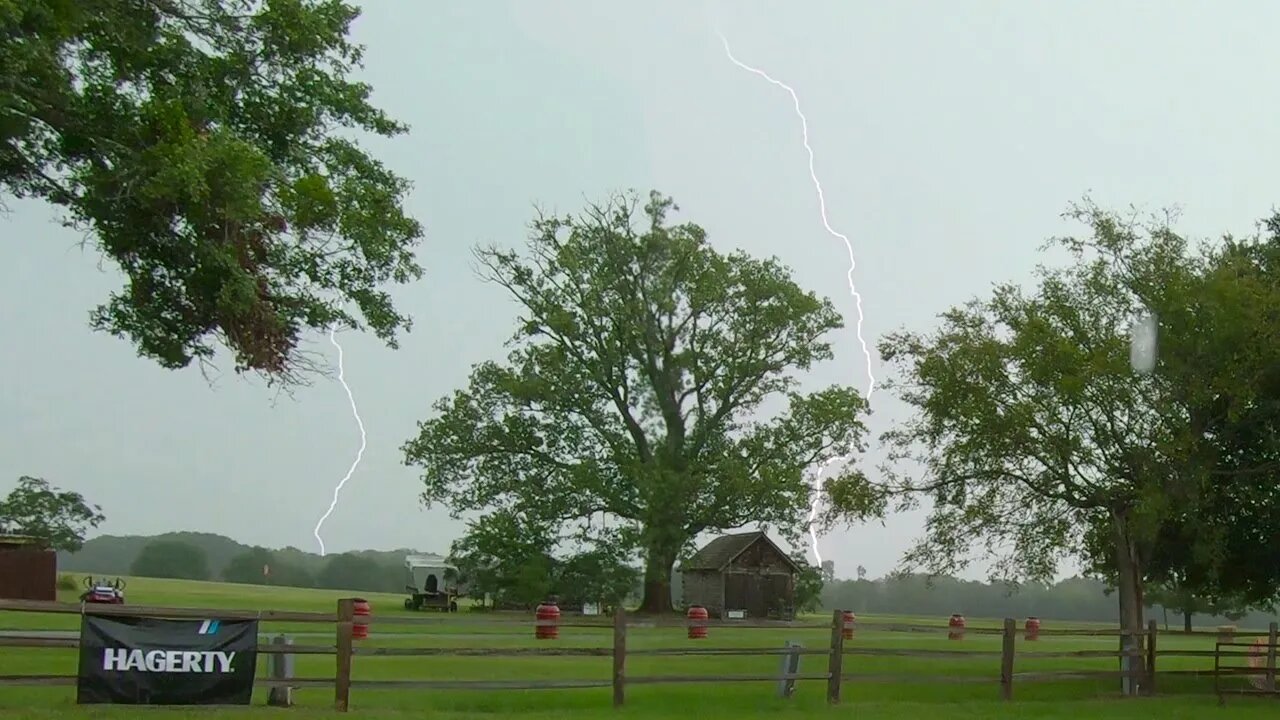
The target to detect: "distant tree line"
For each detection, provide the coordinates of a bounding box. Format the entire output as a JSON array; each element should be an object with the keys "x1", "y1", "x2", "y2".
[
  {"x1": 125, "y1": 539, "x2": 414, "y2": 595},
  {"x1": 820, "y1": 575, "x2": 1280, "y2": 631}
]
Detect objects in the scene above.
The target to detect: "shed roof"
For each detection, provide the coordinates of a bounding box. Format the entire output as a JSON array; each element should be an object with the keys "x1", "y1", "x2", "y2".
[
  {"x1": 682, "y1": 532, "x2": 801, "y2": 573},
  {"x1": 0, "y1": 534, "x2": 44, "y2": 548}
]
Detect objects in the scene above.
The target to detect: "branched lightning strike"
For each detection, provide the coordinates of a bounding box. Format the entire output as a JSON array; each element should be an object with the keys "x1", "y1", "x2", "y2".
[
  {"x1": 313, "y1": 327, "x2": 368, "y2": 557},
  {"x1": 717, "y1": 31, "x2": 874, "y2": 566}
]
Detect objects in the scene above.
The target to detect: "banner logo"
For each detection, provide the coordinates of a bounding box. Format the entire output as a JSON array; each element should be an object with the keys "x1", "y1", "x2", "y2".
[
  {"x1": 101, "y1": 648, "x2": 236, "y2": 673},
  {"x1": 76, "y1": 615, "x2": 257, "y2": 705}
]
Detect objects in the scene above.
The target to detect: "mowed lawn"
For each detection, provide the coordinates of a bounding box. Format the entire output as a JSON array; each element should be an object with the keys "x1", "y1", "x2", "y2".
[{"x1": 1, "y1": 577, "x2": 1276, "y2": 719}]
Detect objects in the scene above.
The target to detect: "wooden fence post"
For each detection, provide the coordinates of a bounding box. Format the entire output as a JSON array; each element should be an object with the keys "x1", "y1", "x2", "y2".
[
  {"x1": 335, "y1": 598, "x2": 354, "y2": 712},
  {"x1": 1000, "y1": 618, "x2": 1015, "y2": 701},
  {"x1": 1117, "y1": 628, "x2": 1145, "y2": 697},
  {"x1": 612, "y1": 607, "x2": 626, "y2": 708},
  {"x1": 267, "y1": 633, "x2": 295, "y2": 707},
  {"x1": 777, "y1": 640, "x2": 802, "y2": 699},
  {"x1": 826, "y1": 609, "x2": 844, "y2": 704},
  {"x1": 1145, "y1": 619, "x2": 1158, "y2": 696},
  {"x1": 1267, "y1": 621, "x2": 1278, "y2": 692}
]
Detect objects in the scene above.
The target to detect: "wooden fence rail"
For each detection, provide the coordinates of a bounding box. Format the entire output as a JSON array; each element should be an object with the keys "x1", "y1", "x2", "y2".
[{"x1": 1, "y1": 600, "x2": 1274, "y2": 711}]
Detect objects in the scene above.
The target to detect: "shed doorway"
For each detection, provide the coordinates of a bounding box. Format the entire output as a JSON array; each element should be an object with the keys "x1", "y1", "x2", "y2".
[{"x1": 725, "y1": 574, "x2": 766, "y2": 618}]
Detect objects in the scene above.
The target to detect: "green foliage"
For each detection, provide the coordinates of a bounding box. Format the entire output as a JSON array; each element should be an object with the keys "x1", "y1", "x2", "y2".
[
  {"x1": 879, "y1": 204, "x2": 1193, "y2": 588},
  {"x1": 404, "y1": 191, "x2": 874, "y2": 612},
  {"x1": 880, "y1": 201, "x2": 1280, "y2": 640},
  {"x1": 1135, "y1": 218, "x2": 1280, "y2": 610},
  {"x1": 0, "y1": 476, "x2": 104, "y2": 552},
  {"x1": 556, "y1": 547, "x2": 641, "y2": 610},
  {"x1": 220, "y1": 546, "x2": 273, "y2": 584},
  {"x1": 819, "y1": 574, "x2": 1247, "y2": 625},
  {"x1": 316, "y1": 552, "x2": 398, "y2": 593},
  {"x1": 1143, "y1": 579, "x2": 1249, "y2": 630},
  {"x1": 62, "y1": 531, "x2": 262, "y2": 577},
  {"x1": 222, "y1": 546, "x2": 314, "y2": 588},
  {"x1": 60, "y1": 532, "x2": 425, "y2": 594},
  {"x1": 129, "y1": 540, "x2": 210, "y2": 581},
  {"x1": 791, "y1": 555, "x2": 824, "y2": 613},
  {"x1": 1, "y1": 0, "x2": 423, "y2": 383},
  {"x1": 447, "y1": 510, "x2": 641, "y2": 609},
  {"x1": 56, "y1": 573, "x2": 79, "y2": 592},
  {"x1": 448, "y1": 510, "x2": 559, "y2": 608}
]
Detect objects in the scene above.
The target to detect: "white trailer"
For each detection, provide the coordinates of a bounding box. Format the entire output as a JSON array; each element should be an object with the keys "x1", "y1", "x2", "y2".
[{"x1": 403, "y1": 554, "x2": 459, "y2": 612}]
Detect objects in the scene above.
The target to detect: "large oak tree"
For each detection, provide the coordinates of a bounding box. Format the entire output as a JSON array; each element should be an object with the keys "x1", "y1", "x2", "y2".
[
  {"x1": 403, "y1": 191, "x2": 874, "y2": 613},
  {"x1": 2, "y1": 0, "x2": 423, "y2": 383}
]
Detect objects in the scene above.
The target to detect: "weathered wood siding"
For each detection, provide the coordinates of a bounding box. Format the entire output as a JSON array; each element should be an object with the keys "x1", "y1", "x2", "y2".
[
  {"x1": 0, "y1": 546, "x2": 56, "y2": 601},
  {"x1": 724, "y1": 537, "x2": 794, "y2": 574},
  {"x1": 680, "y1": 569, "x2": 724, "y2": 615}
]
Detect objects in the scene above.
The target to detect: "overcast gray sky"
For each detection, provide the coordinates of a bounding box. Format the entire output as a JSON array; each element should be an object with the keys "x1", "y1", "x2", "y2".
[{"x1": 3, "y1": 0, "x2": 1277, "y2": 580}]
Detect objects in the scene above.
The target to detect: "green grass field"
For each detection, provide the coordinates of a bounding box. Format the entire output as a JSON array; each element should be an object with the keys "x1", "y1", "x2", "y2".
[{"x1": 1, "y1": 577, "x2": 1276, "y2": 719}]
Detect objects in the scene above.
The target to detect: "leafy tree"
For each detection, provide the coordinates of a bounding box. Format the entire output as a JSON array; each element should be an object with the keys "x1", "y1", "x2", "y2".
[
  {"x1": 2, "y1": 0, "x2": 424, "y2": 383},
  {"x1": 221, "y1": 546, "x2": 273, "y2": 584},
  {"x1": 1138, "y1": 221, "x2": 1280, "y2": 610},
  {"x1": 1077, "y1": 213, "x2": 1280, "y2": 618},
  {"x1": 1143, "y1": 578, "x2": 1249, "y2": 632},
  {"x1": 878, "y1": 203, "x2": 1216, "y2": 689},
  {"x1": 404, "y1": 191, "x2": 875, "y2": 613},
  {"x1": 555, "y1": 546, "x2": 641, "y2": 611},
  {"x1": 316, "y1": 552, "x2": 391, "y2": 593},
  {"x1": 448, "y1": 509, "x2": 559, "y2": 608},
  {"x1": 130, "y1": 540, "x2": 210, "y2": 580},
  {"x1": 0, "y1": 476, "x2": 104, "y2": 552},
  {"x1": 222, "y1": 546, "x2": 314, "y2": 588},
  {"x1": 791, "y1": 555, "x2": 825, "y2": 614}
]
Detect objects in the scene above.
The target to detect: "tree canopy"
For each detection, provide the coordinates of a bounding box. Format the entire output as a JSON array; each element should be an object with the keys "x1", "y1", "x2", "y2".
[
  {"x1": 129, "y1": 539, "x2": 210, "y2": 580},
  {"x1": 0, "y1": 476, "x2": 104, "y2": 552},
  {"x1": 221, "y1": 545, "x2": 315, "y2": 588},
  {"x1": 448, "y1": 509, "x2": 559, "y2": 609},
  {"x1": 878, "y1": 202, "x2": 1280, "y2": 690},
  {"x1": 448, "y1": 509, "x2": 641, "y2": 610},
  {"x1": 404, "y1": 191, "x2": 875, "y2": 612},
  {"x1": 2, "y1": 0, "x2": 423, "y2": 383},
  {"x1": 316, "y1": 552, "x2": 397, "y2": 592},
  {"x1": 1140, "y1": 218, "x2": 1280, "y2": 608}
]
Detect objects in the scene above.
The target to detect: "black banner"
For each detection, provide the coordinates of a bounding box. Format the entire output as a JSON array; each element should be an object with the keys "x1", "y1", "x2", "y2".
[{"x1": 76, "y1": 615, "x2": 258, "y2": 705}]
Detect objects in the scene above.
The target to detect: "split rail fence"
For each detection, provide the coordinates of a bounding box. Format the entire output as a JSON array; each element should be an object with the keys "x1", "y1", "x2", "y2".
[{"x1": 1, "y1": 599, "x2": 1277, "y2": 711}]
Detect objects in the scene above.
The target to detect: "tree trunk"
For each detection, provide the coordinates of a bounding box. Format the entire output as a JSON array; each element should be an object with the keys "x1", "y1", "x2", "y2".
[
  {"x1": 1111, "y1": 510, "x2": 1147, "y2": 694},
  {"x1": 636, "y1": 543, "x2": 678, "y2": 614},
  {"x1": 1183, "y1": 611, "x2": 1193, "y2": 633}
]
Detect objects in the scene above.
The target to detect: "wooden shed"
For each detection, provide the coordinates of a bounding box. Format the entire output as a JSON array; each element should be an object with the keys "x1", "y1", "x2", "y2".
[
  {"x1": 0, "y1": 534, "x2": 57, "y2": 601},
  {"x1": 680, "y1": 532, "x2": 800, "y2": 620}
]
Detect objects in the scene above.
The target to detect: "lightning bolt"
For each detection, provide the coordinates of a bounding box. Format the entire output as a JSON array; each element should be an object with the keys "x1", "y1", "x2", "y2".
[
  {"x1": 717, "y1": 31, "x2": 874, "y2": 566},
  {"x1": 312, "y1": 326, "x2": 368, "y2": 556},
  {"x1": 805, "y1": 456, "x2": 849, "y2": 565}
]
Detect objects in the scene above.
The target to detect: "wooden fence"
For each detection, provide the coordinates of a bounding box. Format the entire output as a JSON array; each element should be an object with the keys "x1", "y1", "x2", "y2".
[{"x1": 1, "y1": 599, "x2": 1277, "y2": 711}]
